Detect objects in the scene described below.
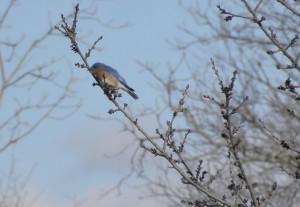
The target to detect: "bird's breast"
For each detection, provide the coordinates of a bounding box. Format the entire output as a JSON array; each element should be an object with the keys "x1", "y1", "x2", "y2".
[{"x1": 96, "y1": 68, "x2": 119, "y2": 87}]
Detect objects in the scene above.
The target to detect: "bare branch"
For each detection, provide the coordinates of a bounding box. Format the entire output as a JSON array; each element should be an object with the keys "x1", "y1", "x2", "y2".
[{"x1": 57, "y1": 4, "x2": 237, "y2": 207}]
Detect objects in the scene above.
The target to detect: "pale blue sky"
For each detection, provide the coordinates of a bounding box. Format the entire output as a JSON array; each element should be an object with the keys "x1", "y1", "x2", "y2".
[{"x1": 1, "y1": 0, "x2": 218, "y2": 206}]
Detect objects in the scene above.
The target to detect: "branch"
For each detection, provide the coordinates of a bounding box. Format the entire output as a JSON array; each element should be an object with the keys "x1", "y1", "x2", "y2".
[
  {"x1": 277, "y1": 0, "x2": 300, "y2": 17},
  {"x1": 56, "y1": 4, "x2": 237, "y2": 207},
  {"x1": 240, "y1": 0, "x2": 300, "y2": 71},
  {"x1": 205, "y1": 59, "x2": 256, "y2": 207}
]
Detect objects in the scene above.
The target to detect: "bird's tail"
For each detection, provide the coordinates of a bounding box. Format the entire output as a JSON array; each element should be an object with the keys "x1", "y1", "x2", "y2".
[{"x1": 123, "y1": 88, "x2": 139, "y2": 100}]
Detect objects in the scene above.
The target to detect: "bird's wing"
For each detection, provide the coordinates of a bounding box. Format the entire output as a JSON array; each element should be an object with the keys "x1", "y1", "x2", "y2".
[{"x1": 104, "y1": 65, "x2": 134, "y2": 90}]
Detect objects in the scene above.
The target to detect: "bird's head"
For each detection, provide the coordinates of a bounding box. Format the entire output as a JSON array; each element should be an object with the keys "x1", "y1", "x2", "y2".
[{"x1": 89, "y1": 62, "x2": 106, "y2": 74}]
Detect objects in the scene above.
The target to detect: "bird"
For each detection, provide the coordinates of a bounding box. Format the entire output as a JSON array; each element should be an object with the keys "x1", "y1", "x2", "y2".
[{"x1": 89, "y1": 62, "x2": 138, "y2": 100}]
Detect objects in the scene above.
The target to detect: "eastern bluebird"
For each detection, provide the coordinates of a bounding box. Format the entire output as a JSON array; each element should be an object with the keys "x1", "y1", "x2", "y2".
[{"x1": 89, "y1": 62, "x2": 138, "y2": 100}]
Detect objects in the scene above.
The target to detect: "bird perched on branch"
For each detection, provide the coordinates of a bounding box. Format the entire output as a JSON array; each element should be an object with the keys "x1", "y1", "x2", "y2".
[{"x1": 89, "y1": 62, "x2": 138, "y2": 100}]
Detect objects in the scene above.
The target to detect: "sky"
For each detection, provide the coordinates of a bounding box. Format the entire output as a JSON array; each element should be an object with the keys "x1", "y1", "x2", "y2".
[
  {"x1": 0, "y1": 0, "x2": 201, "y2": 206},
  {"x1": 1, "y1": 0, "x2": 293, "y2": 206}
]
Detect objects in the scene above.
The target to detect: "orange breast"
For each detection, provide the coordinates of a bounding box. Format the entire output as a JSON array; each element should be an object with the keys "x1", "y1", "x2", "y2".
[{"x1": 95, "y1": 67, "x2": 119, "y2": 87}]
